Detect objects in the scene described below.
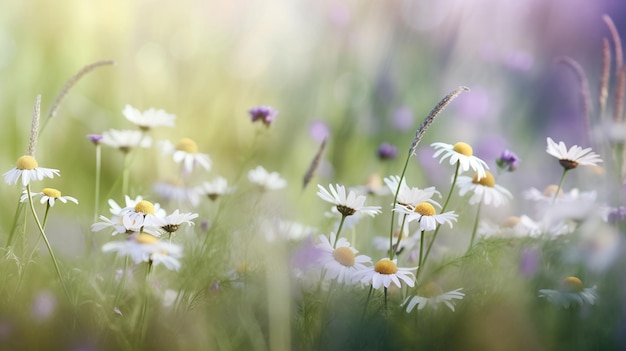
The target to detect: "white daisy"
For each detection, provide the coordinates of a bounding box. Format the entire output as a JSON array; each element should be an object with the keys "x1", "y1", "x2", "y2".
[
  {"x1": 316, "y1": 233, "x2": 372, "y2": 285},
  {"x1": 158, "y1": 138, "x2": 212, "y2": 174},
  {"x1": 248, "y1": 165, "x2": 287, "y2": 190},
  {"x1": 478, "y1": 216, "x2": 530, "y2": 238},
  {"x1": 384, "y1": 175, "x2": 441, "y2": 207},
  {"x1": 431, "y1": 141, "x2": 489, "y2": 179},
  {"x1": 92, "y1": 198, "x2": 163, "y2": 236},
  {"x1": 356, "y1": 258, "x2": 416, "y2": 289},
  {"x1": 317, "y1": 184, "x2": 382, "y2": 217},
  {"x1": 260, "y1": 218, "x2": 317, "y2": 242},
  {"x1": 108, "y1": 196, "x2": 167, "y2": 218},
  {"x1": 102, "y1": 233, "x2": 183, "y2": 271},
  {"x1": 403, "y1": 282, "x2": 465, "y2": 312},
  {"x1": 101, "y1": 129, "x2": 152, "y2": 153},
  {"x1": 457, "y1": 171, "x2": 512, "y2": 207},
  {"x1": 349, "y1": 173, "x2": 390, "y2": 196},
  {"x1": 197, "y1": 176, "x2": 236, "y2": 200},
  {"x1": 393, "y1": 202, "x2": 457, "y2": 231},
  {"x1": 546, "y1": 137, "x2": 603, "y2": 169},
  {"x1": 518, "y1": 215, "x2": 575, "y2": 238},
  {"x1": 20, "y1": 188, "x2": 78, "y2": 207},
  {"x1": 539, "y1": 276, "x2": 598, "y2": 308},
  {"x1": 122, "y1": 104, "x2": 176, "y2": 131},
  {"x1": 160, "y1": 209, "x2": 198, "y2": 234},
  {"x1": 4, "y1": 155, "x2": 60, "y2": 187}
]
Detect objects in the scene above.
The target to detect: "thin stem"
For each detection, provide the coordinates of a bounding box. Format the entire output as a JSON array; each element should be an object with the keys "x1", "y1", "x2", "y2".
[
  {"x1": 6, "y1": 198, "x2": 26, "y2": 248},
  {"x1": 94, "y1": 143, "x2": 102, "y2": 223},
  {"x1": 415, "y1": 230, "x2": 426, "y2": 283},
  {"x1": 388, "y1": 150, "x2": 412, "y2": 258},
  {"x1": 25, "y1": 185, "x2": 73, "y2": 305},
  {"x1": 384, "y1": 287, "x2": 388, "y2": 313},
  {"x1": 122, "y1": 152, "x2": 130, "y2": 197},
  {"x1": 138, "y1": 262, "x2": 153, "y2": 348},
  {"x1": 360, "y1": 285, "x2": 374, "y2": 322},
  {"x1": 332, "y1": 215, "x2": 347, "y2": 249},
  {"x1": 42, "y1": 203, "x2": 51, "y2": 230},
  {"x1": 467, "y1": 201, "x2": 483, "y2": 254},
  {"x1": 390, "y1": 214, "x2": 408, "y2": 261},
  {"x1": 419, "y1": 163, "x2": 461, "y2": 279},
  {"x1": 553, "y1": 169, "x2": 569, "y2": 204}
]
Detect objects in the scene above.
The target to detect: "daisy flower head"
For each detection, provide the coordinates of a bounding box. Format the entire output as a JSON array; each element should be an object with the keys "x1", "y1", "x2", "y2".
[
  {"x1": 198, "y1": 177, "x2": 236, "y2": 200},
  {"x1": 539, "y1": 276, "x2": 598, "y2": 308},
  {"x1": 457, "y1": 171, "x2": 512, "y2": 207},
  {"x1": 317, "y1": 184, "x2": 382, "y2": 217},
  {"x1": 122, "y1": 104, "x2": 176, "y2": 131},
  {"x1": 158, "y1": 138, "x2": 212, "y2": 174},
  {"x1": 152, "y1": 179, "x2": 202, "y2": 208},
  {"x1": 316, "y1": 233, "x2": 372, "y2": 285},
  {"x1": 248, "y1": 105, "x2": 278, "y2": 126},
  {"x1": 4, "y1": 155, "x2": 60, "y2": 187},
  {"x1": 102, "y1": 233, "x2": 183, "y2": 271},
  {"x1": 393, "y1": 202, "x2": 457, "y2": 231},
  {"x1": 21, "y1": 188, "x2": 78, "y2": 207},
  {"x1": 431, "y1": 141, "x2": 489, "y2": 179},
  {"x1": 101, "y1": 129, "x2": 152, "y2": 153},
  {"x1": 546, "y1": 137, "x2": 602, "y2": 170},
  {"x1": 403, "y1": 282, "x2": 465, "y2": 312},
  {"x1": 384, "y1": 175, "x2": 441, "y2": 207},
  {"x1": 160, "y1": 209, "x2": 198, "y2": 234},
  {"x1": 356, "y1": 258, "x2": 416, "y2": 289},
  {"x1": 350, "y1": 174, "x2": 390, "y2": 196},
  {"x1": 248, "y1": 165, "x2": 287, "y2": 190}
]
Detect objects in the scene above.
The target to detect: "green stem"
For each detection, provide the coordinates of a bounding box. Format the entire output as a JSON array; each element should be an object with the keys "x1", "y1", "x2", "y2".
[
  {"x1": 138, "y1": 262, "x2": 153, "y2": 348},
  {"x1": 42, "y1": 203, "x2": 51, "y2": 230},
  {"x1": 553, "y1": 169, "x2": 569, "y2": 203},
  {"x1": 388, "y1": 150, "x2": 413, "y2": 258},
  {"x1": 94, "y1": 143, "x2": 102, "y2": 223},
  {"x1": 384, "y1": 287, "x2": 388, "y2": 313},
  {"x1": 467, "y1": 201, "x2": 483, "y2": 254},
  {"x1": 390, "y1": 214, "x2": 408, "y2": 261},
  {"x1": 415, "y1": 230, "x2": 426, "y2": 283},
  {"x1": 332, "y1": 215, "x2": 347, "y2": 248},
  {"x1": 419, "y1": 162, "x2": 461, "y2": 279},
  {"x1": 6, "y1": 198, "x2": 26, "y2": 248},
  {"x1": 25, "y1": 185, "x2": 73, "y2": 305},
  {"x1": 360, "y1": 285, "x2": 373, "y2": 322}
]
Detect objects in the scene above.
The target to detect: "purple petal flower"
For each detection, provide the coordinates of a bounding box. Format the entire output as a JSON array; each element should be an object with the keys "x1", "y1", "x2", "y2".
[
  {"x1": 248, "y1": 106, "x2": 278, "y2": 126},
  {"x1": 377, "y1": 142, "x2": 398, "y2": 160},
  {"x1": 496, "y1": 149, "x2": 521, "y2": 172},
  {"x1": 86, "y1": 134, "x2": 103, "y2": 145}
]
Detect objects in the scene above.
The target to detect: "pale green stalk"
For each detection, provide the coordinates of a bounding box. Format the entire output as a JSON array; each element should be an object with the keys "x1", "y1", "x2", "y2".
[
  {"x1": 391, "y1": 214, "x2": 408, "y2": 261},
  {"x1": 553, "y1": 169, "x2": 569, "y2": 203},
  {"x1": 25, "y1": 184, "x2": 72, "y2": 305},
  {"x1": 467, "y1": 200, "x2": 483, "y2": 253},
  {"x1": 388, "y1": 150, "x2": 412, "y2": 258},
  {"x1": 94, "y1": 143, "x2": 102, "y2": 223},
  {"x1": 332, "y1": 214, "x2": 347, "y2": 249}
]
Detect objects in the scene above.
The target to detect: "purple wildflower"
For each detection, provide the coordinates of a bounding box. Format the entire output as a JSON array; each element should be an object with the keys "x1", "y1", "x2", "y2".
[
  {"x1": 377, "y1": 143, "x2": 398, "y2": 160},
  {"x1": 496, "y1": 149, "x2": 520, "y2": 172},
  {"x1": 248, "y1": 106, "x2": 278, "y2": 126},
  {"x1": 86, "y1": 134, "x2": 103, "y2": 145}
]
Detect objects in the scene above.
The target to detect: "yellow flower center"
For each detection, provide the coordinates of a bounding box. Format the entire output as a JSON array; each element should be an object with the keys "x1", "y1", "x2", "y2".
[
  {"x1": 16, "y1": 155, "x2": 38, "y2": 170},
  {"x1": 176, "y1": 138, "x2": 198, "y2": 154},
  {"x1": 543, "y1": 185, "x2": 562, "y2": 198},
  {"x1": 42, "y1": 188, "x2": 61, "y2": 199},
  {"x1": 332, "y1": 246, "x2": 356, "y2": 267},
  {"x1": 414, "y1": 202, "x2": 436, "y2": 216},
  {"x1": 472, "y1": 171, "x2": 495, "y2": 187},
  {"x1": 453, "y1": 142, "x2": 473, "y2": 156},
  {"x1": 419, "y1": 281, "x2": 443, "y2": 298},
  {"x1": 136, "y1": 233, "x2": 159, "y2": 244},
  {"x1": 502, "y1": 216, "x2": 520, "y2": 228},
  {"x1": 561, "y1": 276, "x2": 584, "y2": 292},
  {"x1": 134, "y1": 200, "x2": 155, "y2": 215},
  {"x1": 374, "y1": 259, "x2": 398, "y2": 275}
]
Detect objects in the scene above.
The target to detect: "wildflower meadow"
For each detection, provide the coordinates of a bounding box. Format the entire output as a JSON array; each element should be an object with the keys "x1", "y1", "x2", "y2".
[{"x1": 3, "y1": 1, "x2": 626, "y2": 350}]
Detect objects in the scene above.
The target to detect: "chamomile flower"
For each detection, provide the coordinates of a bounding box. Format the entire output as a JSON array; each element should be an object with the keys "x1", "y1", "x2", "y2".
[
  {"x1": 102, "y1": 233, "x2": 183, "y2": 271},
  {"x1": 539, "y1": 276, "x2": 598, "y2": 308},
  {"x1": 197, "y1": 176, "x2": 236, "y2": 200},
  {"x1": 4, "y1": 155, "x2": 60, "y2": 187},
  {"x1": 260, "y1": 218, "x2": 317, "y2": 242},
  {"x1": 356, "y1": 258, "x2": 416, "y2": 289},
  {"x1": 122, "y1": 104, "x2": 176, "y2": 131},
  {"x1": 384, "y1": 175, "x2": 441, "y2": 207},
  {"x1": 393, "y1": 202, "x2": 457, "y2": 231},
  {"x1": 403, "y1": 282, "x2": 465, "y2": 312},
  {"x1": 431, "y1": 141, "x2": 489, "y2": 179},
  {"x1": 101, "y1": 129, "x2": 152, "y2": 153},
  {"x1": 248, "y1": 166, "x2": 287, "y2": 190},
  {"x1": 21, "y1": 188, "x2": 78, "y2": 206},
  {"x1": 160, "y1": 209, "x2": 198, "y2": 234},
  {"x1": 108, "y1": 196, "x2": 167, "y2": 218},
  {"x1": 317, "y1": 184, "x2": 382, "y2": 217},
  {"x1": 457, "y1": 171, "x2": 512, "y2": 207},
  {"x1": 92, "y1": 198, "x2": 163, "y2": 236},
  {"x1": 158, "y1": 138, "x2": 212, "y2": 173},
  {"x1": 316, "y1": 233, "x2": 372, "y2": 285},
  {"x1": 546, "y1": 137, "x2": 603, "y2": 169}
]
